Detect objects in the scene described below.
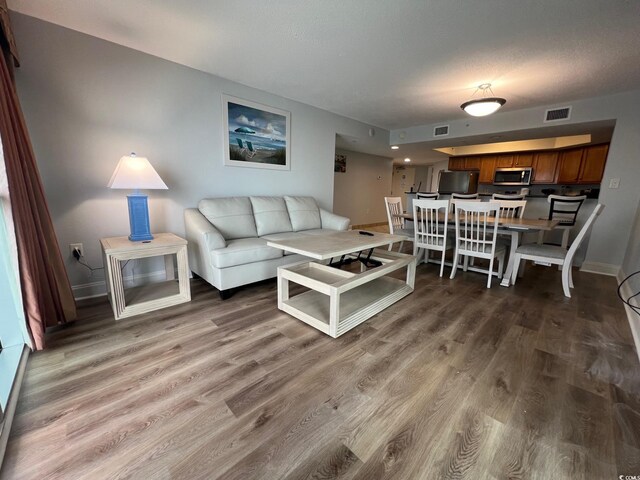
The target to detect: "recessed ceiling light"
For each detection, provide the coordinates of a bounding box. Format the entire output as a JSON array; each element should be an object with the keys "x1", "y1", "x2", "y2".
[
  {"x1": 404, "y1": 158, "x2": 411, "y2": 163},
  {"x1": 391, "y1": 145, "x2": 399, "y2": 150}
]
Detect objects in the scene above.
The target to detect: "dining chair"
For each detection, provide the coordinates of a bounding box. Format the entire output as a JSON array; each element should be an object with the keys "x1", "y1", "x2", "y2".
[
  {"x1": 538, "y1": 194, "x2": 587, "y2": 249},
  {"x1": 491, "y1": 193, "x2": 525, "y2": 201},
  {"x1": 451, "y1": 193, "x2": 479, "y2": 199},
  {"x1": 384, "y1": 196, "x2": 414, "y2": 252},
  {"x1": 416, "y1": 192, "x2": 440, "y2": 200},
  {"x1": 413, "y1": 199, "x2": 451, "y2": 277},
  {"x1": 511, "y1": 204, "x2": 604, "y2": 297},
  {"x1": 450, "y1": 201, "x2": 505, "y2": 288},
  {"x1": 495, "y1": 199, "x2": 527, "y2": 219}
]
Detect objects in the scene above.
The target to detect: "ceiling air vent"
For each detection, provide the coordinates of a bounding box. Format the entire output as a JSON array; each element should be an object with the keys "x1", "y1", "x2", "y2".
[
  {"x1": 544, "y1": 106, "x2": 572, "y2": 123},
  {"x1": 434, "y1": 125, "x2": 450, "y2": 137}
]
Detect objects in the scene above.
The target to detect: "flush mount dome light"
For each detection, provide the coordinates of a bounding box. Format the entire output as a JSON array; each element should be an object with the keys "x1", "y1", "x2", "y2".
[{"x1": 461, "y1": 83, "x2": 506, "y2": 117}]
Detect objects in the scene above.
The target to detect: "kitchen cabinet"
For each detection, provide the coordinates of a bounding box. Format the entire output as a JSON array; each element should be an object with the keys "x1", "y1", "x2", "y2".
[
  {"x1": 496, "y1": 155, "x2": 515, "y2": 168},
  {"x1": 579, "y1": 144, "x2": 608, "y2": 184},
  {"x1": 479, "y1": 156, "x2": 496, "y2": 184},
  {"x1": 448, "y1": 157, "x2": 466, "y2": 170},
  {"x1": 514, "y1": 153, "x2": 533, "y2": 167},
  {"x1": 464, "y1": 157, "x2": 482, "y2": 170},
  {"x1": 557, "y1": 148, "x2": 584, "y2": 183},
  {"x1": 448, "y1": 143, "x2": 608, "y2": 185},
  {"x1": 532, "y1": 152, "x2": 558, "y2": 184},
  {"x1": 557, "y1": 144, "x2": 609, "y2": 184}
]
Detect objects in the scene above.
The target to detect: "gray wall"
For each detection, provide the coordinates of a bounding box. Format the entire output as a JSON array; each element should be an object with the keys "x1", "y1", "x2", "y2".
[
  {"x1": 12, "y1": 14, "x2": 389, "y2": 297},
  {"x1": 333, "y1": 148, "x2": 393, "y2": 226}
]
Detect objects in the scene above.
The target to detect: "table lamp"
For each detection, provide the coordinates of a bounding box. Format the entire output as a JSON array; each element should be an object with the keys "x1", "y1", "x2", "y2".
[{"x1": 108, "y1": 152, "x2": 168, "y2": 242}]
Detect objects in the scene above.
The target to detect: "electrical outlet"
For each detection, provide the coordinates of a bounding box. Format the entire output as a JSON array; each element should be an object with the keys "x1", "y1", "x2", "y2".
[{"x1": 69, "y1": 243, "x2": 83, "y2": 258}]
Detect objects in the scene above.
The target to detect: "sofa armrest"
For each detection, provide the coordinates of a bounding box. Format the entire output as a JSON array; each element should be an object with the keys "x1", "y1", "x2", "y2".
[
  {"x1": 184, "y1": 208, "x2": 226, "y2": 281},
  {"x1": 320, "y1": 208, "x2": 350, "y2": 231},
  {"x1": 185, "y1": 209, "x2": 226, "y2": 250}
]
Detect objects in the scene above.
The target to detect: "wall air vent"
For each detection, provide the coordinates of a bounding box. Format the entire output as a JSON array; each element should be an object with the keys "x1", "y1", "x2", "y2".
[
  {"x1": 544, "y1": 106, "x2": 572, "y2": 123},
  {"x1": 434, "y1": 125, "x2": 450, "y2": 137}
]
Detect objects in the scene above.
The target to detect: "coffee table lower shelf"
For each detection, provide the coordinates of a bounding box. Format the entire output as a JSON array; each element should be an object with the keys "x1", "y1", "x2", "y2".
[{"x1": 277, "y1": 249, "x2": 415, "y2": 338}]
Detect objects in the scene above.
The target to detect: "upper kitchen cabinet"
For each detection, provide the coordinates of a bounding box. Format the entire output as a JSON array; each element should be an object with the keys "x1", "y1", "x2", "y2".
[
  {"x1": 557, "y1": 144, "x2": 609, "y2": 184},
  {"x1": 532, "y1": 152, "x2": 559, "y2": 184},
  {"x1": 579, "y1": 144, "x2": 609, "y2": 184},
  {"x1": 514, "y1": 153, "x2": 533, "y2": 167},
  {"x1": 448, "y1": 157, "x2": 466, "y2": 170},
  {"x1": 496, "y1": 155, "x2": 515, "y2": 168},
  {"x1": 557, "y1": 148, "x2": 584, "y2": 183},
  {"x1": 464, "y1": 157, "x2": 482, "y2": 170},
  {"x1": 479, "y1": 156, "x2": 496, "y2": 184}
]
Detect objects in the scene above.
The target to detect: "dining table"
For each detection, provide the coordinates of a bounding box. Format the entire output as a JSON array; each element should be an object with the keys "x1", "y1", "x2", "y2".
[{"x1": 396, "y1": 212, "x2": 559, "y2": 287}]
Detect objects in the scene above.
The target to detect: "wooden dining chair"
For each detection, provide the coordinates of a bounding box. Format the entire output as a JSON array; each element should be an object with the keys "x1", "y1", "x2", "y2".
[
  {"x1": 511, "y1": 204, "x2": 604, "y2": 297},
  {"x1": 451, "y1": 193, "x2": 479, "y2": 199},
  {"x1": 413, "y1": 199, "x2": 451, "y2": 277},
  {"x1": 495, "y1": 199, "x2": 527, "y2": 219},
  {"x1": 416, "y1": 192, "x2": 439, "y2": 200},
  {"x1": 384, "y1": 196, "x2": 414, "y2": 252},
  {"x1": 450, "y1": 201, "x2": 505, "y2": 288},
  {"x1": 491, "y1": 193, "x2": 525, "y2": 201}
]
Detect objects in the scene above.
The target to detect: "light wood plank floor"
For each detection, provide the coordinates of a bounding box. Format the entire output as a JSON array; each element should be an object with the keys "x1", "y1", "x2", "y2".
[{"x1": 2, "y1": 261, "x2": 639, "y2": 479}]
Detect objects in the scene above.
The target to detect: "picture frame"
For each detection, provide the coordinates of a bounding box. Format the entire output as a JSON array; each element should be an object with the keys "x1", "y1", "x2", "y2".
[
  {"x1": 222, "y1": 95, "x2": 291, "y2": 170},
  {"x1": 334, "y1": 154, "x2": 346, "y2": 173}
]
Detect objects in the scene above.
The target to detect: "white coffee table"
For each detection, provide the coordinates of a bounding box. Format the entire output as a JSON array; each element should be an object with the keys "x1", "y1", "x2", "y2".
[{"x1": 267, "y1": 230, "x2": 416, "y2": 338}]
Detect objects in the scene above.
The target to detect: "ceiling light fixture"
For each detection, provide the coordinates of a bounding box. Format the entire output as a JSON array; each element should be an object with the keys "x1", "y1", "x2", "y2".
[
  {"x1": 404, "y1": 158, "x2": 411, "y2": 163},
  {"x1": 461, "y1": 83, "x2": 506, "y2": 117},
  {"x1": 391, "y1": 145, "x2": 399, "y2": 150}
]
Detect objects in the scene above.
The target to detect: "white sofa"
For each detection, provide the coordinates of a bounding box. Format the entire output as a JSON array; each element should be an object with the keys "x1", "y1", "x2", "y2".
[{"x1": 184, "y1": 195, "x2": 350, "y2": 298}]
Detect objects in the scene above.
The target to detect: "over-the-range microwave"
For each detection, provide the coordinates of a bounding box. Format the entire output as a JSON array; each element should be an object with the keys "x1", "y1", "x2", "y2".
[{"x1": 493, "y1": 167, "x2": 532, "y2": 186}]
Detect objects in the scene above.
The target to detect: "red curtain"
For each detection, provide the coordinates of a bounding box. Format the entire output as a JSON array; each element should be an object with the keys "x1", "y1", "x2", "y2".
[{"x1": 0, "y1": 8, "x2": 76, "y2": 349}]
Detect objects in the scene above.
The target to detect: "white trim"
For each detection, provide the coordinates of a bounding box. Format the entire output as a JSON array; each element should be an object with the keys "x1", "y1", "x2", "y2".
[
  {"x1": 72, "y1": 269, "x2": 169, "y2": 300},
  {"x1": 579, "y1": 261, "x2": 620, "y2": 277},
  {"x1": 618, "y1": 269, "x2": 640, "y2": 364}
]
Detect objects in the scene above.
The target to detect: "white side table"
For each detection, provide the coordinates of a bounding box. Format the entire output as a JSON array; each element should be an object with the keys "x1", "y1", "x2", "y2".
[{"x1": 100, "y1": 233, "x2": 191, "y2": 320}]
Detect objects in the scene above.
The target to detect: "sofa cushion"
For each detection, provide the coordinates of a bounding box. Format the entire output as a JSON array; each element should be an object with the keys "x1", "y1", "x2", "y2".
[
  {"x1": 198, "y1": 197, "x2": 258, "y2": 240},
  {"x1": 261, "y1": 231, "x2": 309, "y2": 255},
  {"x1": 249, "y1": 196, "x2": 293, "y2": 236},
  {"x1": 210, "y1": 237, "x2": 282, "y2": 269},
  {"x1": 284, "y1": 196, "x2": 321, "y2": 232}
]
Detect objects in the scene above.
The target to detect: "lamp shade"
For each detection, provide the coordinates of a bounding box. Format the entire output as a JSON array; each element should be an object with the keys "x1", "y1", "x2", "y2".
[{"x1": 108, "y1": 153, "x2": 168, "y2": 190}]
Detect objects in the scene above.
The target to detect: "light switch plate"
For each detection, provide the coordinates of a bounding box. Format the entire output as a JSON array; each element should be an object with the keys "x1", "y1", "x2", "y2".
[{"x1": 609, "y1": 178, "x2": 620, "y2": 189}]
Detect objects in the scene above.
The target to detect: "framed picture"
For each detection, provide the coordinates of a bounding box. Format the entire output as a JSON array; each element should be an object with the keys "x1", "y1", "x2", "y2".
[
  {"x1": 222, "y1": 95, "x2": 291, "y2": 170},
  {"x1": 334, "y1": 154, "x2": 346, "y2": 173}
]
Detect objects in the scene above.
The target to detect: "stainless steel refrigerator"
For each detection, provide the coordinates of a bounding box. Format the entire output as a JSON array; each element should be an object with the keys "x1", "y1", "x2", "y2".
[{"x1": 438, "y1": 171, "x2": 479, "y2": 194}]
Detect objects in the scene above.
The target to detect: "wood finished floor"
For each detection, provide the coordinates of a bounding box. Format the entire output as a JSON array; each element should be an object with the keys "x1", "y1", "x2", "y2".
[{"x1": 2, "y1": 261, "x2": 639, "y2": 479}]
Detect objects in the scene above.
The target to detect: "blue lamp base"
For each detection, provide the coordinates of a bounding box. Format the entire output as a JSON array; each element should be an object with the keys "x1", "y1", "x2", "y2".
[{"x1": 127, "y1": 193, "x2": 154, "y2": 241}]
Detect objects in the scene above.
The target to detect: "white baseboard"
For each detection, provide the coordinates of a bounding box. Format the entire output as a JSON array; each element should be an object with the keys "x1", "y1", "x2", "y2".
[
  {"x1": 580, "y1": 261, "x2": 621, "y2": 277},
  {"x1": 617, "y1": 269, "x2": 640, "y2": 364},
  {"x1": 72, "y1": 269, "x2": 168, "y2": 300}
]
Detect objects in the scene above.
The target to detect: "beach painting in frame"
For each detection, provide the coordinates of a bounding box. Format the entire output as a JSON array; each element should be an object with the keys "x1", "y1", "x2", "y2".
[{"x1": 223, "y1": 95, "x2": 290, "y2": 170}]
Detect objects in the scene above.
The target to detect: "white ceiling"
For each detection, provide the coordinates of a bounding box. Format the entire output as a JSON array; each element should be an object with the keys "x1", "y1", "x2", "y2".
[{"x1": 8, "y1": 1, "x2": 640, "y2": 130}]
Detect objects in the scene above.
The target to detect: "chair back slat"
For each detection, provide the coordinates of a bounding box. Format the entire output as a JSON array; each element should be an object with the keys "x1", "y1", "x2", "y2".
[
  {"x1": 451, "y1": 193, "x2": 479, "y2": 199},
  {"x1": 492, "y1": 193, "x2": 526, "y2": 200},
  {"x1": 384, "y1": 197, "x2": 404, "y2": 233},
  {"x1": 547, "y1": 194, "x2": 587, "y2": 226},
  {"x1": 413, "y1": 199, "x2": 448, "y2": 249},
  {"x1": 496, "y1": 199, "x2": 527, "y2": 219},
  {"x1": 454, "y1": 201, "x2": 500, "y2": 258},
  {"x1": 416, "y1": 192, "x2": 439, "y2": 200}
]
